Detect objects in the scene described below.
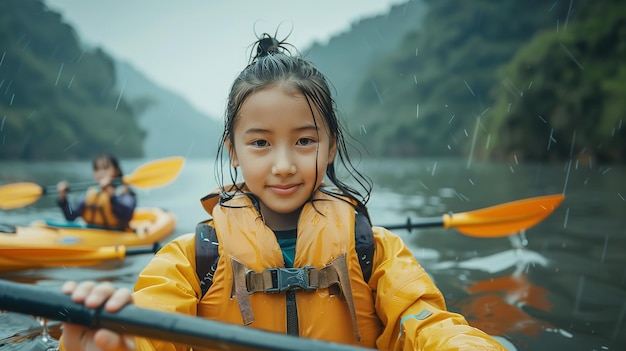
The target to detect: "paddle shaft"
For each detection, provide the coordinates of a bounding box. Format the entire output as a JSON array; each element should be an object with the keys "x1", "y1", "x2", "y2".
[
  {"x1": 381, "y1": 217, "x2": 444, "y2": 233},
  {"x1": 0, "y1": 280, "x2": 373, "y2": 351},
  {"x1": 127, "y1": 243, "x2": 162, "y2": 255},
  {"x1": 44, "y1": 178, "x2": 124, "y2": 195},
  {"x1": 0, "y1": 156, "x2": 185, "y2": 210}
]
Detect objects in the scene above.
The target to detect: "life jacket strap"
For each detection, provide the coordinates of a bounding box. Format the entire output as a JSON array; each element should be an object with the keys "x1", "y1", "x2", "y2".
[
  {"x1": 328, "y1": 253, "x2": 361, "y2": 342},
  {"x1": 231, "y1": 257, "x2": 255, "y2": 325},
  {"x1": 231, "y1": 254, "x2": 361, "y2": 340}
]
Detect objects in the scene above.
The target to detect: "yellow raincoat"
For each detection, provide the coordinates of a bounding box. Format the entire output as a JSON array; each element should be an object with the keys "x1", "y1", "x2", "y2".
[{"x1": 69, "y1": 187, "x2": 507, "y2": 350}]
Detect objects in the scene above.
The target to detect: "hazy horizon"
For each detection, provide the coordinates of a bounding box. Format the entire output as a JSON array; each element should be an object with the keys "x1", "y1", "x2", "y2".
[{"x1": 44, "y1": 0, "x2": 410, "y2": 119}]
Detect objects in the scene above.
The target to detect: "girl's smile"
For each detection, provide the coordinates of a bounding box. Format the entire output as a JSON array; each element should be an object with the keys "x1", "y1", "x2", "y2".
[{"x1": 267, "y1": 184, "x2": 301, "y2": 196}]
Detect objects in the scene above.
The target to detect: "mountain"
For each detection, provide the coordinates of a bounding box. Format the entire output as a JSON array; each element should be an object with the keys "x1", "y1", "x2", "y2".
[
  {"x1": 114, "y1": 61, "x2": 221, "y2": 160},
  {"x1": 7, "y1": 0, "x2": 620, "y2": 163},
  {"x1": 303, "y1": 0, "x2": 427, "y2": 115},
  {"x1": 0, "y1": 0, "x2": 222, "y2": 161}
]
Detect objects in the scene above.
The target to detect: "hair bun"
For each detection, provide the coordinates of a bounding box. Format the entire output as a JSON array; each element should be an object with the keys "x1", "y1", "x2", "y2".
[{"x1": 256, "y1": 34, "x2": 280, "y2": 58}]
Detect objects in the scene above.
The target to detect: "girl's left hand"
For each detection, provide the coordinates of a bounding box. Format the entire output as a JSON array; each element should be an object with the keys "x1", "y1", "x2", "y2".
[{"x1": 60, "y1": 281, "x2": 136, "y2": 351}]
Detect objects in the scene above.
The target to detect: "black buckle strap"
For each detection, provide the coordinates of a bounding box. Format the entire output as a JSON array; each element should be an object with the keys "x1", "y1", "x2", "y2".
[
  {"x1": 246, "y1": 267, "x2": 317, "y2": 293},
  {"x1": 232, "y1": 254, "x2": 360, "y2": 341}
]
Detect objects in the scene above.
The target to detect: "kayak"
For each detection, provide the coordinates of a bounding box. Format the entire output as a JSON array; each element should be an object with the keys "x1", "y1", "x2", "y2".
[
  {"x1": 0, "y1": 245, "x2": 130, "y2": 272},
  {"x1": 0, "y1": 207, "x2": 176, "y2": 272}
]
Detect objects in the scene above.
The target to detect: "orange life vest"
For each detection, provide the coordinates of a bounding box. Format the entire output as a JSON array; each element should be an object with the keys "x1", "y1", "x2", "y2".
[
  {"x1": 81, "y1": 186, "x2": 125, "y2": 229},
  {"x1": 196, "y1": 189, "x2": 382, "y2": 348}
]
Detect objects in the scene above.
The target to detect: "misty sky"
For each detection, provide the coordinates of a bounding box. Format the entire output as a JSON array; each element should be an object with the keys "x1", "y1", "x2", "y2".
[{"x1": 44, "y1": 0, "x2": 408, "y2": 119}]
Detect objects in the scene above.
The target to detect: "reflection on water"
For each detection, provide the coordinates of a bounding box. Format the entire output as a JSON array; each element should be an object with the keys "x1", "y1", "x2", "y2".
[
  {"x1": 0, "y1": 312, "x2": 62, "y2": 351},
  {"x1": 1, "y1": 158, "x2": 624, "y2": 350}
]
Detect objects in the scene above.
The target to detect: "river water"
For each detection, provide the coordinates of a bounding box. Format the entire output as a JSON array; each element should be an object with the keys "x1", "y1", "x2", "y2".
[{"x1": 1, "y1": 157, "x2": 624, "y2": 350}]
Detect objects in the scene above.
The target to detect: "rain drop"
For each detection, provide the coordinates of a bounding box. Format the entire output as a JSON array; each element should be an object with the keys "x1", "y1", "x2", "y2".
[
  {"x1": 115, "y1": 78, "x2": 127, "y2": 110},
  {"x1": 463, "y1": 80, "x2": 475, "y2": 96},
  {"x1": 54, "y1": 62, "x2": 64, "y2": 86}
]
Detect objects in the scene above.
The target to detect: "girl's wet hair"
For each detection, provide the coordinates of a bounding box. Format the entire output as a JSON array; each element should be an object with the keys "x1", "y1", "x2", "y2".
[{"x1": 216, "y1": 33, "x2": 372, "y2": 213}]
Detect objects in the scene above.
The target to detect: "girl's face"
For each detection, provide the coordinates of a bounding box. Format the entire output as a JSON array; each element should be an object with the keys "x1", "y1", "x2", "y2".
[
  {"x1": 93, "y1": 158, "x2": 119, "y2": 183},
  {"x1": 226, "y1": 85, "x2": 336, "y2": 229}
]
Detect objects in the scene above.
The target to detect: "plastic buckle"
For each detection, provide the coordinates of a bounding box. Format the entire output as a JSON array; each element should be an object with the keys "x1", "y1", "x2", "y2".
[{"x1": 268, "y1": 267, "x2": 317, "y2": 293}]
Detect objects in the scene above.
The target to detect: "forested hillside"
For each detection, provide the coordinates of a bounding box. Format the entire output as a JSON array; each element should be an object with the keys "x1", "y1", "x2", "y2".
[
  {"x1": 0, "y1": 0, "x2": 144, "y2": 160},
  {"x1": 3, "y1": 0, "x2": 624, "y2": 163},
  {"x1": 484, "y1": 1, "x2": 626, "y2": 164},
  {"x1": 342, "y1": 0, "x2": 625, "y2": 163}
]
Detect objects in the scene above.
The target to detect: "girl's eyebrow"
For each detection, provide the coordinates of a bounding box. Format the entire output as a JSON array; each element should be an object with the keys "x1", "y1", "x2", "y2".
[{"x1": 243, "y1": 125, "x2": 319, "y2": 134}]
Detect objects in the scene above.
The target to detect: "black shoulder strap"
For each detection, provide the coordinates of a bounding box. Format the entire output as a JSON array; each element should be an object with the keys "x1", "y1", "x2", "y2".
[
  {"x1": 354, "y1": 211, "x2": 375, "y2": 282},
  {"x1": 195, "y1": 220, "x2": 219, "y2": 297},
  {"x1": 194, "y1": 213, "x2": 375, "y2": 298}
]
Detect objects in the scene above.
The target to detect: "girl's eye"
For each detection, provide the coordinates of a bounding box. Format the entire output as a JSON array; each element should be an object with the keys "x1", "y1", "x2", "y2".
[
  {"x1": 296, "y1": 138, "x2": 316, "y2": 146},
  {"x1": 251, "y1": 140, "x2": 269, "y2": 147}
]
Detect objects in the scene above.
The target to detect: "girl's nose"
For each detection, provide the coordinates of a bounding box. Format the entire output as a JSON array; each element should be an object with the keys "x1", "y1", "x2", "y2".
[{"x1": 271, "y1": 149, "x2": 296, "y2": 176}]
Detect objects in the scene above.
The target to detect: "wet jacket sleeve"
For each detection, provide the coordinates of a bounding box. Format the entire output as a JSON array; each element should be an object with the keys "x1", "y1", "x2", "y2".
[
  {"x1": 110, "y1": 190, "x2": 136, "y2": 224},
  {"x1": 131, "y1": 233, "x2": 202, "y2": 351},
  {"x1": 369, "y1": 227, "x2": 507, "y2": 351},
  {"x1": 57, "y1": 196, "x2": 84, "y2": 221}
]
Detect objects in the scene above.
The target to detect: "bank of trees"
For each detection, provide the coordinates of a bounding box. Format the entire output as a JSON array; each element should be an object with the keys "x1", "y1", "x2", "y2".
[{"x1": 346, "y1": 0, "x2": 625, "y2": 163}]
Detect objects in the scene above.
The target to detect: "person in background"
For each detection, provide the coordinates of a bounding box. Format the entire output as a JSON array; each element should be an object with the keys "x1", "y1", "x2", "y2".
[
  {"x1": 57, "y1": 153, "x2": 136, "y2": 230},
  {"x1": 58, "y1": 34, "x2": 506, "y2": 350}
]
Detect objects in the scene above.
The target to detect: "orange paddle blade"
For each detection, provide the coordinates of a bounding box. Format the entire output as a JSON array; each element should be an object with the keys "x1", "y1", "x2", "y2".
[
  {"x1": 123, "y1": 156, "x2": 185, "y2": 189},
  {"x1": 443, "y1": 194, "x2": 564, "y2": 237},
  {"x1": 0, "y1": 182, "x2": 45, "y2": 210}
]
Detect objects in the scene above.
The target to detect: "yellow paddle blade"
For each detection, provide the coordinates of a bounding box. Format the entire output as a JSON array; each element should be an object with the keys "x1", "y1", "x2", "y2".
[
  {"x1": 0, "y1": 157, "x2": 185, "y2": 210},
  {"x1": 0, "y1": 182, "x2": 45, "y2": 210},
  {"x1": 443, "y1": 194, "x2": 564, "y2": 237},
  {"x1": 122, "y1": 156, "x2": 185, "y2": 189}
]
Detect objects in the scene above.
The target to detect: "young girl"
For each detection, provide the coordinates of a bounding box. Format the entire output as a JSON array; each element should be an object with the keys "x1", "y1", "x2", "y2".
[
  {"x1": 59, "y1": 35, "x2": 506, "y2": 351},
  {"x1": 57, "y1": 153, "x2": 136, "y2": 230}
]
